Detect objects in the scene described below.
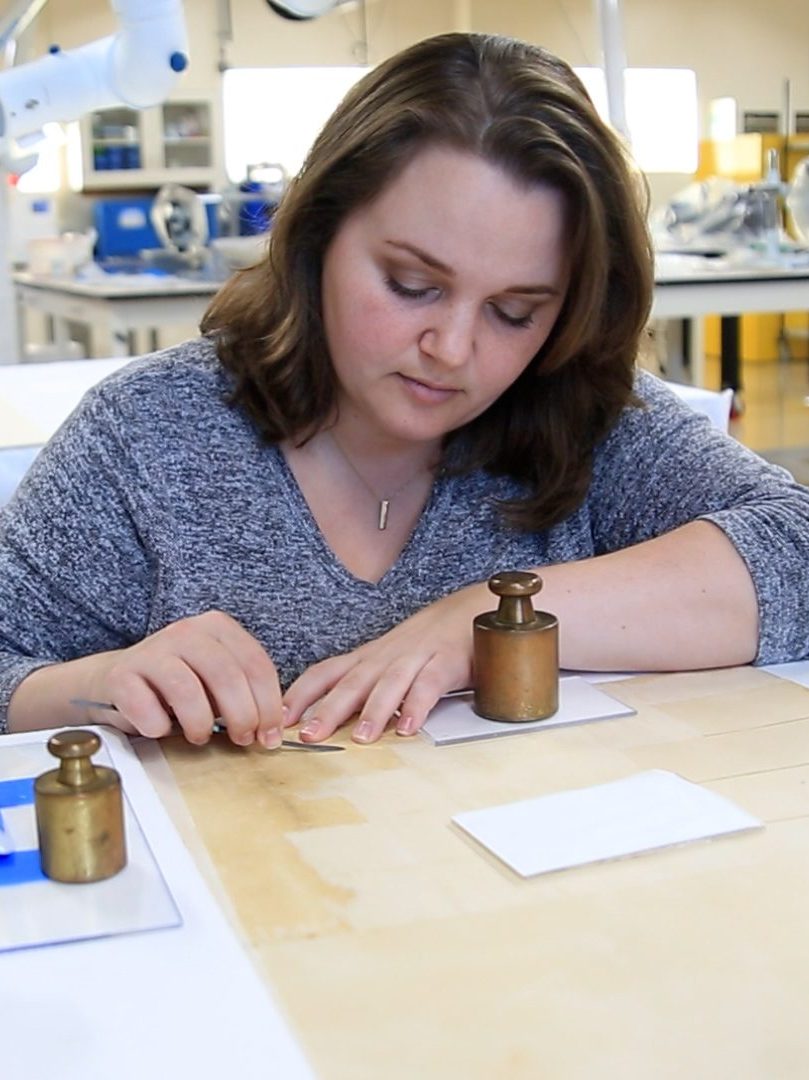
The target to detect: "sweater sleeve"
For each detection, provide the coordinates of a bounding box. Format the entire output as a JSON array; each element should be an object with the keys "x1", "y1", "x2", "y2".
[
  {"x1": 589, "y1": 371, "x2": 809, "y2": 664},
  {"x1": 0, "y1": 383, "x2": 155, "y2": 732}
]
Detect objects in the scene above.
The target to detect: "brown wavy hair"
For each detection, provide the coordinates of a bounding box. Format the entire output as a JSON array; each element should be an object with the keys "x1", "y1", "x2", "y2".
[{"x1": 202, "y1": 32, "x2": 653, "y2": 530}]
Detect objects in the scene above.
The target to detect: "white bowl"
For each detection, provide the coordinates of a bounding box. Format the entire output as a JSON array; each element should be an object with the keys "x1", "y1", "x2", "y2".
[{"x1": 210, "y1": 234, "x2": 269, "y2": 270}]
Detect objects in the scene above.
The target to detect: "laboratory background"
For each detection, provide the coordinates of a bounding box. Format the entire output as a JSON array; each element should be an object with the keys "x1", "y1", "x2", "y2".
[
  {"x1": 2, "y1": 0, "x2": 809, "y2": 487},
  {"x1": 5, "y1": 7, "x2": 809, "y2": 1078}
]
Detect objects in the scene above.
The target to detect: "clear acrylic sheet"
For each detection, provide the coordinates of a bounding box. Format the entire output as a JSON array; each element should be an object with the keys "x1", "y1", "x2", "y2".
[
  {"x1": 421, "y1": 675, "x2": 635, "y2": 745},
  {"x1": 0, "y1": 736, "x2": 180, "y2": 953}
]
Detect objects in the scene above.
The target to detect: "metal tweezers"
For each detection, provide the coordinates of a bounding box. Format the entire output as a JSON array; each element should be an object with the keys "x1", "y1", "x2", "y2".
[{"x1": 68, "y1": 699, "x2": 344, "y2": 752}]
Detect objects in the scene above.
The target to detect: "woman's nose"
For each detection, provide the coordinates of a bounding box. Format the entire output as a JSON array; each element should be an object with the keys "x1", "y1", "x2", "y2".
[{"x1": 419, "y1": 303, "x2": 476, "y2": 367}]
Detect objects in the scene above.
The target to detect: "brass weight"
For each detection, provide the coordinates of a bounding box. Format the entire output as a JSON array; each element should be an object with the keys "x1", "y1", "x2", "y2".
[
  {"x1": 473, "y1": 570, "x2": 559, "y2": 722},
  {"x1": 35, "y1": 729, "x2": 127, "y2": 883}
]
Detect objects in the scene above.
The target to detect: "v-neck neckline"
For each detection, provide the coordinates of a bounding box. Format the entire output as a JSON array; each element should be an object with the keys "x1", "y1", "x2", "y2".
[{"x1": 272, "y1": 445, "x2": 448, "y2": 589}]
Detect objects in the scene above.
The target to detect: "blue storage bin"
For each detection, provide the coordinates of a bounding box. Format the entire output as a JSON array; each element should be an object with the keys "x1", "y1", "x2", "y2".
[
  {"x1": 93, "y1": 198, "x2": 219, "y2": 259},
  {"x1": 93, "y1": 198, "x2": 155, "y2": 258}
]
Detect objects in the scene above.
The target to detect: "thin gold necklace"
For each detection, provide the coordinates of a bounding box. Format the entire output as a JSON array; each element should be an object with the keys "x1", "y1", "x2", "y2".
[{"x1": 326, "y1": 430, "x2": 431, "y2": 530}]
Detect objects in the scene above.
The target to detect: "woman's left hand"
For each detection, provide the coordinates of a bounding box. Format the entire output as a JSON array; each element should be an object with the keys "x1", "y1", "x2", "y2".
[{"x1": 282, "y1": 582, "x2": 487, "y2": 744}]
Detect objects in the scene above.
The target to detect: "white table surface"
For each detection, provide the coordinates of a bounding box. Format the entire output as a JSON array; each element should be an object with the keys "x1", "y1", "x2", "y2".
[
  {"x1": 0, "y1": 727, "x2": 315, "y2": 1080},
  {"x1": 0, "y1": 357, "x2": 130, "y2": 446}
]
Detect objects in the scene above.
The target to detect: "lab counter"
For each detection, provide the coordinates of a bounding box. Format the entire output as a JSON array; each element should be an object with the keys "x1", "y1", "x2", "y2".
[
  {"x1": 652, "y1": 256, "x2": 809, "y2": 390},
  {"x1": 13, "y1": 270, "x2": 222, "y2": 359},
  {"x1": 1, "y1": 353, "x2": 805, "y2": 1076},
  {"x1": 652, "y1": 253, "x2": 809, "y2": 317},
  {"x1": 15, "y1": 259, "x2": 809, "y2": 379},
  {"x1": 124, "y1": 664, "x2": 809, "y2": 1077},
  {"x1": 6, "y1": 663, "x2": 809, "y2": 1079}
]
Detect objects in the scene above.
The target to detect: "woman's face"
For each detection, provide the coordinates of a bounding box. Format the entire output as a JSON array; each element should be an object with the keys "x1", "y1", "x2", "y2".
[{"x1": 321, "y1": 144, "x2": 569, "y2": 449}]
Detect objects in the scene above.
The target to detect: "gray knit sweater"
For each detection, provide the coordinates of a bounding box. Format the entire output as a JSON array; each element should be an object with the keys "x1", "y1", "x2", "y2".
[{"x1": 2, "y1": 337, "x2": 808, "y2": 732}]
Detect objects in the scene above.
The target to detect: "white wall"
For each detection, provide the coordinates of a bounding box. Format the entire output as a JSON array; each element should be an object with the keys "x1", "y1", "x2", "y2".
[
  {"x1": 229, "y1": 0, "x2": 804, "y2": 208},
  {"x1": 225, "y1": 0, "x2": 455, "y2": 67},
  {"x1": 19, "y1": 0, "x2": 809, "y2": 211}
]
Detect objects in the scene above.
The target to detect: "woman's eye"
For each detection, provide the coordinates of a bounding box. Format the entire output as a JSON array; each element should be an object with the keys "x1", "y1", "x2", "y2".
[
  {"x1": 491, "y1": 304, "x2": 535, "y2": 329},
  {"x1": 385, "y1": 276, "x2": 432, "y2": 300},
  {"x1": 385, "y1": 276, "x2": 535, "y2": 328}
]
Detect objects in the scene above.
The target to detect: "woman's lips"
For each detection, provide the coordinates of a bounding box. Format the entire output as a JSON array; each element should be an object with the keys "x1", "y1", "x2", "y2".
[{"x1": 398, "y1": 373, "x2": 459, "y2": 404}]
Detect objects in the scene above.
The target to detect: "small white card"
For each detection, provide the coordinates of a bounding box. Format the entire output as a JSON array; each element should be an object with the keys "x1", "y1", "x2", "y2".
[
  {"x1": 421, "y1": 676, "x2": 635, "y2": 746},
  {"x1": 453, "y1": 769, "x2": 762, "y2": 877}
]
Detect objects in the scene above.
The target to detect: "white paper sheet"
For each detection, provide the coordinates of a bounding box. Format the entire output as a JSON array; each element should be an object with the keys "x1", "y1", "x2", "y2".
[
  {"x1": 0, "y1": 727, "x2": 315, "y2": 1080},
  {"x1": 421, "y1": 676, "x2": 635, "y2": 745},
  {"x1": 453, "y1": 769, "x2": 762, "y2": 877},
  {"x1": 762, "y1": 660, "x2": 809, "y2": 689}
]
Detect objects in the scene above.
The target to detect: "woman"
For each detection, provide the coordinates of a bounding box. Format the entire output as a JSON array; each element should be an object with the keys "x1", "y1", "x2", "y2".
[{"x1": 1, "y1": 33, "x2": 807, "y2": 747}]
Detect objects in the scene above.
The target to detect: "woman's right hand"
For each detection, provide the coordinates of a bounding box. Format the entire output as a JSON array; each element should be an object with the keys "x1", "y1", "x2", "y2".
[{"x1": 10, "y1": 611, "x2": 284, "y2": 748}]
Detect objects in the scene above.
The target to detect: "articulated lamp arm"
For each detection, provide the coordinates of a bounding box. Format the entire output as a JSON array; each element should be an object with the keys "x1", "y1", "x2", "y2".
[
  {"x1": 265, "y1": 1, "x2": 351, "y2": 21},
  {"x1": 0, "y1": 0, "x2": 189, "y2": 148}
]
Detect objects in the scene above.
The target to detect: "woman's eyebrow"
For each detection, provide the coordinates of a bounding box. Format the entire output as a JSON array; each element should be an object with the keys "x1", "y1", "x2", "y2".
[
  {"x1": 385, "y1": 239, "x2": 452, "y2": 273},
  {"x1": 384, "y1": 239, "x2": 561, "y2": 296}
]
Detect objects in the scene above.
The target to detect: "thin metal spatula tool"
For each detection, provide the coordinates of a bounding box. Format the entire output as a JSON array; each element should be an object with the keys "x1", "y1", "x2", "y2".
[{"x1": 68, "y1": 699, "x2": 344, "y2": 752}]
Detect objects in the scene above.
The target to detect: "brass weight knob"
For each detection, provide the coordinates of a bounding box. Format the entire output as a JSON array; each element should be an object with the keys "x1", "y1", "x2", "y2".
[
  {"x1": 489, "y1": 570, "x2": 543, "y2": 625},
  {"x1": 35, "y1": 729, "x2": 127, "y2": 883},
  {"x1": 473, "y1": 571, "x2": 559, "y2": 722}
]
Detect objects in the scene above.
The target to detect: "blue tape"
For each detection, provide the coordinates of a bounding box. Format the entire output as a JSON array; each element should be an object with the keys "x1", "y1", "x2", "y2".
[
  {"x1": 0, "y1": 779, "x2": 44, "y2": 884},
  {"x1": 0, "y1": 849, "x2": 45, "y2": 886},
  {"x1": 0, "y1": 778, "x2": 35, "y2": 808}
]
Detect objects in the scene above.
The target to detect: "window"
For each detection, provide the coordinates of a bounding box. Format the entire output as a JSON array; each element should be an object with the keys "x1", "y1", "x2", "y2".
[
  {"x1": 223, "y1": 64, "x2": 697, "y2": 181},
  {"x1": 575, "y1": 67, "x2": 698, "y2": 174},
  {"x1": 223, "y1": 66, "x2": 369, "y2": 183}
]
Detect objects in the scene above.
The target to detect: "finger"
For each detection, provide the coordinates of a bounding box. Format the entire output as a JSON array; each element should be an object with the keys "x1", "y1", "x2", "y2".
[
  {"x1": 349, "y1": 659, "x2": 433, "y2": 743},
  {"x1": 106, "y1": 668, "x2": 175, "y2": 740},
  {"x1": 298, "y1": 657, "x2": 422, "y2": 744},
  {"x1": 194, "y1": 613, "x2": 284, "y2": 748},
  {"x1": 283, "y1": 653, "x2": 358, "y2": 728},
  {"x1": 144, "y1": 653, "x2": 218, "y2": 744},
  {"x1": 393, "y1": 656, "x2": 456, "y2": 736},
  {"x1": 294, "y1": 660, "x2": 381, "y2": 743},
  {"x1": 143, "y1": 619, "x2": 259, "y2": 745}
]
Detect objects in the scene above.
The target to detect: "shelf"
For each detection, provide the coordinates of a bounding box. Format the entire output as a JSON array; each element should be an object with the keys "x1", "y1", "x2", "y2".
[
  {"x1": 81, "y1": 168, "x2": 215, "y2": 191},
  {"x1": 73, "y1": 97, "x2": 218, "y2": 192}
]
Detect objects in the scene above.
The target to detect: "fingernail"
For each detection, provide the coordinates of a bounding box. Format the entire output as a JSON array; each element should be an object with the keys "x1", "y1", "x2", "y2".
[
  {"x1": 259, "y1": 727, "x2": 282, "y2": 750},
  {"x1": 281, "y1": 704, "x2": 293, "y2": 728},
  {"x1": 234, "y1": 730, "x2": 255, "y2": 747},
  {"x1": 396, "y1": 714, "x2": 418, "y2": 736},
  {"x1": 300, "y1": 718, "x2": 320, "y2": 738},
  {"x1": 353, "y1": 718, "x2": 374, "y2": 743}
]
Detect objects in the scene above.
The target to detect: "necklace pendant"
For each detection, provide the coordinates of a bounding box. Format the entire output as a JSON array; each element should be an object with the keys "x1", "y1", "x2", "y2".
[{"x1": 378, "y1": 499, "x2": 391, "y2": 530}]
